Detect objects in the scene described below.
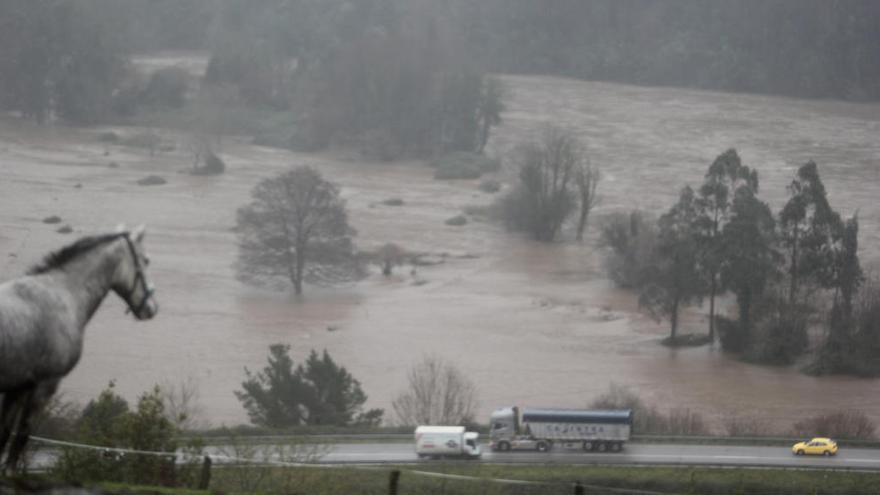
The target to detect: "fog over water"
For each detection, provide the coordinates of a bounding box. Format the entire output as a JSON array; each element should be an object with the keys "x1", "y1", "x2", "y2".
[{"x1": 2, "y1": 72, "x2": 879, "y2": 431}]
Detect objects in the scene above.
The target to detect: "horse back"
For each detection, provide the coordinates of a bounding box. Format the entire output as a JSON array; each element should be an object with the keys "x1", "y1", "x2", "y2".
[{"x1": 0, "y1": 277, "x2": 85, "y2": 390}]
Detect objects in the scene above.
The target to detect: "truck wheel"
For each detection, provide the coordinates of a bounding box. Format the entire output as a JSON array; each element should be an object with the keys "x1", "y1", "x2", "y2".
[
  {"x1": 610, "y1": 442, "x2": 622, "y2": 453},
  {"x1": 536, "y1": 441, "x2": 549, "y2": 452},
  {"x1": 582, "y1": 441, "x2": 594, "y2": 452},
  {"x1": 597, "y1": 442, "x2": 607, "y2": 452},
  {"x1": 498, "y1": 441, "x2": 511, "y2": 452}
]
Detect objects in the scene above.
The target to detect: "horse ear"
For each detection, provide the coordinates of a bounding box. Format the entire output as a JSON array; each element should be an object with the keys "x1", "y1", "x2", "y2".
[{"x1": 132, "y1": 224, "x2": 146, "y2": 242}]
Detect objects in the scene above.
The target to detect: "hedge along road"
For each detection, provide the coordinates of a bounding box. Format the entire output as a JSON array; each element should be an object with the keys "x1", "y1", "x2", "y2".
[{"x1": 27, "y1": 439, "x2": 880, "y2": 471}]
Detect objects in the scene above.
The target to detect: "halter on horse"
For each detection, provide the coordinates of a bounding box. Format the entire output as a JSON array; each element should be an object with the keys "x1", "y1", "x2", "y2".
[{"x1": 0, "y1": 225, "x2": 158, "y2": 473}]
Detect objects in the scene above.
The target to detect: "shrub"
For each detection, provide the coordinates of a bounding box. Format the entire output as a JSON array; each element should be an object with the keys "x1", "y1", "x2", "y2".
[
  {"x1": 445, "y1": 215, "x2": 467, "y2": 226},
  {"x1": 358, "y1": 129, "x2": 403, "y2": 162},
  {"x1": 660, "y1": 334, "x2": 712, "y2": 347},
  {"x1": 717, "y1": 316, "x2": 747, "y2": 353},
  {"x1": 599, "y1": 211, "x2": 659, "y2": 289},
  {"x1": 791, "y1": 410, "x2": 876, "y2": 440},
  {"x1": 462, "y1": 203, "x2": 501, "y2": 220},
  {"x1": 590, "y1": 383, "x2": 709, "y2": 436},
  {"x1": 42, "y1": 216, "x2": 62, "y2": 224},
  {"x1": 431, "y1": 152, "x2": 500, "y2": 180},
  {"x1": 192, "y1": 151, "x2": 225, "y2": 176},
  {"x1": 97, "y1": 132, "x2": 119, "y2": 143},
  {"x1": 51, "y1": 383, "x2": 204, "y2": 487},
  {"x1": 478, "y1": 179, "x2": 501, "y2": 193},
  {"x1": 745, "y1": 294, "x2": 809, "y2": 365},
  {"x1": 723, "y1": 416, "x2": 776, "y2": 437},
  {"x1": 120, "y1": 131, "x2": 163, "y2": 155},
  {"x1": 590, "y1": 384, "x2": 660, "y2": 435},
  {"x1": 382, "y1": 198, "x2": 405, "y2": 206},
  {"x1": 137, "y1": 175, "x2": 167, "y2": 186},
  {"x1": 665, "y1": 408, "x2": 709, "y2": 436},
  {"x1": 143, "y1": 67, "x2": 191, "y2": 109}
]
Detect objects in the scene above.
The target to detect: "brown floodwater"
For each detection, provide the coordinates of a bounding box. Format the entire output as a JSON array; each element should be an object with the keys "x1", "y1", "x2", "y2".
[{"x1": 1, "y1": 73, "x2": 879, "y2": 432}]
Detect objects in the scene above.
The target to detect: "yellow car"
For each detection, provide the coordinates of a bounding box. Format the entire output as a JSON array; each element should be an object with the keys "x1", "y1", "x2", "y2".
[{"x1": 792, "y1": 437, "x2": 838, "y2": 456}]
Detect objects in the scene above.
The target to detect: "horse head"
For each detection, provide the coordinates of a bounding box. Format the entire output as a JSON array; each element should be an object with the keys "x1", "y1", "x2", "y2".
[{"x1": 113, "y1": 225, "x2": 159, "y2": 320}]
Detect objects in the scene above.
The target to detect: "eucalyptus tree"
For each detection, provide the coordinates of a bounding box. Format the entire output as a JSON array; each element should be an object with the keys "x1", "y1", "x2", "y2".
[
  {"x1": 779, "y1": 161, "x2": 837, "y2": 304},
  {"x1": 719, "y1": 187, "x2": 779, "y2": 351},
  {"x1": 575, "y1": 163, "x2": 601, "y2": 241},
  {"x1": 696, "y1": 149, "x2": 758, "y2": 341},
  {"x1": 235, "y1": 166, "x2": 362, "y2": 295},
  {"x1": 639, "y1": 186, "x2": 705, "y2": 341}
]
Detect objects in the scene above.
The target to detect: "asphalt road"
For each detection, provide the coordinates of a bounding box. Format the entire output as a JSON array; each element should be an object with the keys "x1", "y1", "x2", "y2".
[
  {"x1": 30, "y1": 441, "x2": 880, "y2": 471},
  {"x1": 311, "y1": 442, "x2": 880, "y2": 470}
]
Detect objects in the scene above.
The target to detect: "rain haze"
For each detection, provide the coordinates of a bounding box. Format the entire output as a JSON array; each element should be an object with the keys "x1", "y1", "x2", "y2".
[{"x1": 2, "y1": 1, "x2": 880, "y2": 486}]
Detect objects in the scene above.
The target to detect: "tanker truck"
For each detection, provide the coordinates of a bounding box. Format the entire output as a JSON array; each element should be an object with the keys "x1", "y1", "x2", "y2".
[{"x1": 489, "y1": 406, "x2": 632, "y2": 453}]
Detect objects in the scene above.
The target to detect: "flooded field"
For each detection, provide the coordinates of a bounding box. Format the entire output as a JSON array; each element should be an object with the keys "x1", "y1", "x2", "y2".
[{"x1": 1, "y1": 74, "x2": 879, "y2": 432}]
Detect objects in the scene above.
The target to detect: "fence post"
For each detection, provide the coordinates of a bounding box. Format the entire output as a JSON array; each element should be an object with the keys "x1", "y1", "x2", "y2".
[
  {"x1": 198, "y1": 455, "x2": 212, "y2": 490},
  {"x1": 574, "y1": 481, "x2": 585, "y2": 495},
  {"x1": 389, "y1": 470, "x2": 401, "y2": 495}
]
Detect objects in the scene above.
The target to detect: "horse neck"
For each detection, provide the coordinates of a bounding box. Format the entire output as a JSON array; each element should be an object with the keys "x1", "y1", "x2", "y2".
[{"x1": 53, "y1": 239, "x2": 126, "y2": 327}]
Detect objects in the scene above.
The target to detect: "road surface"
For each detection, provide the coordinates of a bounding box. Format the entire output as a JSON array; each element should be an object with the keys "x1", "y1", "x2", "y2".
[
  {"x1": 256, "y1": 442, "x2": 880, "y2": 470},
  {"x1": 31, "y1": 441, "x2": 880, "y2": 471}
]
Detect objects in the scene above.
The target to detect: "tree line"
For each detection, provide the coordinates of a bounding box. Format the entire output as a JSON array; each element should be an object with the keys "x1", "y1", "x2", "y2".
[
  {"x1": 450, "y1": 0, "x2": 880, "y2": 101},
  {"x1": 0, "y1": 0, "x2": 505, "y2": 161},
  {"x1": 5, "y1": 0, "x2": 879, "y2": 113},
  {"x1": 600, "y1": 149, "x2": 879, "y2": 376}
]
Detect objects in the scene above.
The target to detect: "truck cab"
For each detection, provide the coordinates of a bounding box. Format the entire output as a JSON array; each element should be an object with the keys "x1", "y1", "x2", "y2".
[{"x1": 489, "y1": 407, "x2": 525, "y2": 451}]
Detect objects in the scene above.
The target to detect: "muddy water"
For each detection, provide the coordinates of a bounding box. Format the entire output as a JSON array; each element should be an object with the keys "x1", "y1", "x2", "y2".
[{"x1": 1, "y1": 75, "x2": 880, "y2": 432}]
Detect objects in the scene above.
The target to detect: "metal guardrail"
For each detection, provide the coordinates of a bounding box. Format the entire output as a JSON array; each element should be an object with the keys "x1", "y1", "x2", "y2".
[
  {"x1": 186, "y1": 432, "x2": 880, "y2": 449},
  {"x1": 631, "y1": 434, "x2": 880, "y2": 448}
]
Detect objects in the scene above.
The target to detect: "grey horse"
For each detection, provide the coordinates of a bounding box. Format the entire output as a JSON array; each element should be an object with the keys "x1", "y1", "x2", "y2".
[{"x1": 0, "y1": 225, "x2": 158, "y2": 473}]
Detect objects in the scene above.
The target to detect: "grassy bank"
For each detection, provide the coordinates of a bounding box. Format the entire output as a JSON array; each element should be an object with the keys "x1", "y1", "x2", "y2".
[{"x1": 203, "y1": 464, "x2": 880, "y2": 495}]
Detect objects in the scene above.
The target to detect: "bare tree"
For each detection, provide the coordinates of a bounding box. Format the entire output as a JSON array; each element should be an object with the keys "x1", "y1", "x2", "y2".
[
  {"x1": 575, "y1": 162, "x2": 601, "y2": 241},
  {"x1": 235, "y1": 166, "x2": 362, "y2": 295},
  {"x1": 476, "y1": 76, "x2": 505, "y2": 153},
  {"x1": 500, "y1": 126, "x2": 583, "y2": 242},
  {"x1": 161, "y1": 377, "x2": 205, "y2": 431},
  {"x1": 392, "y1": 356, "x2": 477, "y2": 426},
  {"x1": 375, "y1": 243, "x2": 408, "y2": 276}
]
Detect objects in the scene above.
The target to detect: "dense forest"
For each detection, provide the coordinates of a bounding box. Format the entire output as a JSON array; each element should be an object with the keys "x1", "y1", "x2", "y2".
[{"x1": 5, "y1": 0, "x2": 877, "y2": 104}]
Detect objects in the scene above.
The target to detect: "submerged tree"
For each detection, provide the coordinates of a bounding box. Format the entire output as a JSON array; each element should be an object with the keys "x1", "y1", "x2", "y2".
[
  {"x1": 374, "y1": 242, "x2": 408, "y2": 277},
  {"x1": 639, "y1": 186, "x2": 705, "y2": 341},
  {"x1": 235, "y1": 166, "x2": 362, "y2": 295},
  {"x1": 719, "y1": 187, "x2": 779, "y2": 351},
  {"x1": 696, "y1": 149, "x2": 758, "y2": 341},
  {"x1": 779, "y1": 161, "x2": 839, "y2": 304},
  {"x1": 476, "y1": 76, "x2": 505, "y2": 153},
  {"x1": 574, "y1": 163, "x2": 601, "y2": 241},
  {"x1": 500, "y1": 127, "x2": 582, "y2": 242}
]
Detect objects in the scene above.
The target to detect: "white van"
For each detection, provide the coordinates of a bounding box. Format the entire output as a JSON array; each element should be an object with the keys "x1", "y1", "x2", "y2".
[{"x1": 414, "y1": 425, "x2": 481, "y2": 459}]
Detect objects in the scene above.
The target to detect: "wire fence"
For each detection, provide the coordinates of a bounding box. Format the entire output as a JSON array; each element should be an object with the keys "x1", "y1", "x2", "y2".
[{"x1": 29, "y1": 436, "x2": 680, "y2": 495}]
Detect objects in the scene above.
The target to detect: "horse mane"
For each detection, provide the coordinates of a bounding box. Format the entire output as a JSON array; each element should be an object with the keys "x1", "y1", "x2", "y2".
[{"x1": 27, "y1": 233, "x2": 126, "y2": 275}]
